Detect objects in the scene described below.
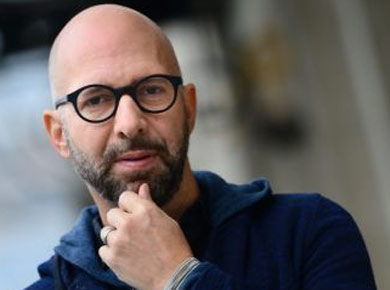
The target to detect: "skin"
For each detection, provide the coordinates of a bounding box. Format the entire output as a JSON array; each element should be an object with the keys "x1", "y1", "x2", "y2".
[{"x1": 43, "y1": 4, "x2": 199, "y2": 289}]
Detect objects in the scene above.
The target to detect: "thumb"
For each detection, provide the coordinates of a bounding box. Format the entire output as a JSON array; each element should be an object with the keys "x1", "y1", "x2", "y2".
[{"x1": 138, "y1": 183, "x2": 153, "y2": 201}]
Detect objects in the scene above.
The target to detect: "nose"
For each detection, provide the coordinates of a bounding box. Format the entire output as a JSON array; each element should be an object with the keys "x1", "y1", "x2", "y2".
[{"x1": 113, "y1": 94, "x2": 147, "y2": 139}]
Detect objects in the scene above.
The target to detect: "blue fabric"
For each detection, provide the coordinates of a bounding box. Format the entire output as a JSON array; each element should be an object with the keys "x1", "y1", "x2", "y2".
[{"x1": 25, "y1": 171, "x2": 376, "y2": 289}]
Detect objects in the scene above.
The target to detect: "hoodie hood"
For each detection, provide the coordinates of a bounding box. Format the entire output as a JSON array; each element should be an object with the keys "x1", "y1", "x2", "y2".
[
  {"x1": 194, "y1": 171, "x2": 271, "y2": 227},
  {"x1": 54, "y1": 171, "x2": 271, "y2": 286},
  {"x1": 54, "y1": 206, "x2": 129, "y2": 287}
]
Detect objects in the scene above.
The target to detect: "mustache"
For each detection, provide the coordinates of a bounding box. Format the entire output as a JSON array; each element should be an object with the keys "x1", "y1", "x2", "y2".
[{"x1": 102, "y1": 136, "x2": 168, "y2": 164}]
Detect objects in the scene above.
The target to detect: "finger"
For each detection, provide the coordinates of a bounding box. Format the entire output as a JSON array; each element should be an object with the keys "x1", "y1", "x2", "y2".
[
  {"x1": 100, "y1": 225, "x2": 116, "y2": 245},
  {"x1": 106, "y1": 207, "x2": 129, "y2": 229},
  {"x1": 98, "y1": 245, "x2": 111, "y2": 265},
  {"x1": 138, "y1": 183, "x2": 152, "y2": 201},
  {"x1": 118, "y1": 190, "x2": 148, "y2": 213}
]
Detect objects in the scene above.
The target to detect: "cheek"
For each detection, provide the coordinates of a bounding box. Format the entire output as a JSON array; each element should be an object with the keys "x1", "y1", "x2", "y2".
[
  {"x1": 68, "y1": 120, "x2": 112, "y2": 157},
  {"x1": 154, "y1": 109, "x2": 188, "y2": 150}
]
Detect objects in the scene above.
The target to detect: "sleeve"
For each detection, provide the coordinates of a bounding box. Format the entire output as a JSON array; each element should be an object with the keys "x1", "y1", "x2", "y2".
[
  {"x1": 23, "y1": 256, "x2": 56, "y2": 290},
  {"x1": 302, "y1": 196, "x2": 377, "y2": 289},
  {"x1": 179, "y1": 262, "x2": 237, "y2": 289}
]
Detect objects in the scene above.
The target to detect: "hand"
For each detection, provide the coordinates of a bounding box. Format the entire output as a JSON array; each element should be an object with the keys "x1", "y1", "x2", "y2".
[{"x1": 98, "y1": 184, "x2": 193, "y2": 290}]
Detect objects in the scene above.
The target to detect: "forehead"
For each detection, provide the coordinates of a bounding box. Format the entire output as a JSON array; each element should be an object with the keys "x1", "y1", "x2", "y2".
[
  {"x1": 66, "y1": 38, "x2": 167, "y2": 87},
  {"x1": 51, "y1": 11, "x2": 177, "y2": 95}
]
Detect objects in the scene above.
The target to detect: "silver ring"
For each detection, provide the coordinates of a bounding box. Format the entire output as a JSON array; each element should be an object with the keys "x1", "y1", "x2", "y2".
[{"x1": 100, "y1": 225, "x2": 116, "y2": 245}]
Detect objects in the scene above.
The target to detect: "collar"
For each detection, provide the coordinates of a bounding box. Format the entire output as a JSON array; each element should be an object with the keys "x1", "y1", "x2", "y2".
[{"x1": 194, "y1": 171, "x2": 271, "y2": 227}]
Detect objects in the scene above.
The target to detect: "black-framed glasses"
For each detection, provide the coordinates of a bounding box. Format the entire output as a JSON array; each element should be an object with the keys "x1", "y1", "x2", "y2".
[{"x1": 54, "y1": 74, "x2": 183, "y2": 123}]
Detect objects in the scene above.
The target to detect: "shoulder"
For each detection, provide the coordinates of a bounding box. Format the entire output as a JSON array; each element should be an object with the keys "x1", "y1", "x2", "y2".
[
  {"x1": 248, "y1": 193, "x2": 370, "y2": 261},
  {"x1": 250, "y1": 193, "x2": 359, "y2": 236},
  {"x1": 259, "y1": 194, "x2": 376, "y2": 288},
  {"x1": 253, "y1": 192, "x2": 350, "y2": 219},
  {"x1": 235, "y1": 192, "x2": 368, "y2": 255}
]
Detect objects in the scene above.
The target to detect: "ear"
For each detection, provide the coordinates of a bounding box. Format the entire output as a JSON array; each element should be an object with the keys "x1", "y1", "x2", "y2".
[
  {"x1": 43, "y1": 110, "x2": 70, "y2": 158},
  {"x1": 183, "y1": 83, "x2": 197, "y2": 133}
]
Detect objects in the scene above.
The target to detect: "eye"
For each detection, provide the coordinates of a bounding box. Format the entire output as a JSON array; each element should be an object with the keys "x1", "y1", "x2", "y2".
[
  {"x1": 77, "y1": 87, "x2": 115, "y2": 112},
  {"x1": 143, "y1": 85, "x2": 165, "y2": 95},
  {"x1": 85, "y1": 95, "x2": 111, "y2": 107}
]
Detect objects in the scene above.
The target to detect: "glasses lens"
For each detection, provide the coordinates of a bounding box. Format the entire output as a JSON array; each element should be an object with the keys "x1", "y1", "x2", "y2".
[
  {"x1": 136, "y1": 76, "x2": 175, "y2": 112},
  {"x1": 77, "y1": 86, "x2": 116, "y2": 121}
]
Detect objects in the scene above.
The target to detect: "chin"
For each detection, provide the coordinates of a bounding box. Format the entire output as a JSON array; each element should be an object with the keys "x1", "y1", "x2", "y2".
[{"x1": 125, "y1": 181, "x2": 143, "y2": 193}]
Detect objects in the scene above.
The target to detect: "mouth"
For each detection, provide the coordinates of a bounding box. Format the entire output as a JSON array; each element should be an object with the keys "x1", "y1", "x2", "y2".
[{"x1": 114, "y1": 151, "x2": 158, "y2": 170}]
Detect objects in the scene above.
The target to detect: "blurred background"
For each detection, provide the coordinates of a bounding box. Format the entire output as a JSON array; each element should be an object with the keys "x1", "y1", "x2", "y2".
[{"x1": 0, "y1": 0, "x2": 389, "y2": 289}]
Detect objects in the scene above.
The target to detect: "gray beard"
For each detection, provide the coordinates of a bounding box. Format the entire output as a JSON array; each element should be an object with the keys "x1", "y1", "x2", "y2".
[{"x1": 63, "y1": 123, "x2": 189, "y2": 207}]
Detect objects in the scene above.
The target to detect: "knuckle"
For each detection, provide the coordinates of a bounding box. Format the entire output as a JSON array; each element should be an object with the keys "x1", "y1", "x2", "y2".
[
  {"x1": 98, "y1": 246, "x2": 105, "y2": 258},
  {"x1": 99, "y1": 246, "x2": 113, "y2": 264},
  {"x1": 108, "y1": 232, "x2": 120, "y2": 246},
  {"x1": 106, "y1": 208, "x2": 116, "y2": 220},
  {"x1": 109, "y1": 229, "x2": 128, "y2": 247},
  {"x1": 118, "y1": 192, "x2": 128, "y2": 205},
  {"x1": 112, "y1": 226, "x2": 132, "y2": 247},
  {"x1": 118, "y1": 191, "x2": 132, "y2": 208},
  {"x1": 106, "y1": 208, "x2": 121, "y2": 224}
]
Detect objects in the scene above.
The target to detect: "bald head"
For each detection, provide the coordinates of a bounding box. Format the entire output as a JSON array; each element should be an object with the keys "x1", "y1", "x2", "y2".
[{"x1": 49, "y1": 4, "x2": 181, "y2": 99}]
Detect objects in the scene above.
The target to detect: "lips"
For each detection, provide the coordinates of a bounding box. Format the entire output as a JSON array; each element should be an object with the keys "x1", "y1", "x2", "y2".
[{"x1": 114, "y1": 151, "x2": 157, "y2": 170}]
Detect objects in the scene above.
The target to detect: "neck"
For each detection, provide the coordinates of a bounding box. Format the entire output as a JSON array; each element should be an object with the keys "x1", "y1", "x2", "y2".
[
  {"x1": 89, "y1": 160, "x2": 199, "y2": 225},
  {"x1": 162, "y1": 161, "x2": 199, "y2": 220}
]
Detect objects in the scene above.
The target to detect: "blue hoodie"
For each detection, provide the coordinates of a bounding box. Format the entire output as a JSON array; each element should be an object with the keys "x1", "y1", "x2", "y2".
[{"x1": 25, "y1": 171, "x2": 376, "y2": 289}]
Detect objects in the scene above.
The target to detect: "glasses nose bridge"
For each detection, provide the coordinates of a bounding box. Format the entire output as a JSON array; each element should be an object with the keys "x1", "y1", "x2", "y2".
[
  {"x1": 115, "y1": 85, "x2": 137, "y2": 102},
  {"x1": 114, "y1": 85, "x2": 143, "y2": 116}
]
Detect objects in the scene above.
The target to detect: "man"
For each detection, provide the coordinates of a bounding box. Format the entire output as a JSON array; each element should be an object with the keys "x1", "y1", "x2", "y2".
[{"x1": 26, "y1": 4, "x2": 376, "y2": 290}]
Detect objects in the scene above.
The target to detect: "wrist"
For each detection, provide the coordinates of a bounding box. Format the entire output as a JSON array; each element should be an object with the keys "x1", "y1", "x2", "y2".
[{"x1": 163, "y1": 257, "x2": 200, "y2": 290}]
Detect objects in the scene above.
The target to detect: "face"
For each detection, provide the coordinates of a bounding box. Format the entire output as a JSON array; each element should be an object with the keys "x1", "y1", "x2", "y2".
[
  {"x1": 46, "y1": 13, "x2": 196, "y2": 207},
  {"x1": 62, "y1": 107, "x2": 190, "y2": 207}
]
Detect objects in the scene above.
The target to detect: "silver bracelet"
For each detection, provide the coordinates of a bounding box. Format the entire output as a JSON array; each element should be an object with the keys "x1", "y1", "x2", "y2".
[{"x1": 163, "y1": 257, "x2": 200, "y2": 290}]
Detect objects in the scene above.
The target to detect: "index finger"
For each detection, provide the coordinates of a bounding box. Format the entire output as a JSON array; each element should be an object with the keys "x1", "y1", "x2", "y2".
[{"x1": 118, "y1": 190, "x2": 149, "y2": 213}]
